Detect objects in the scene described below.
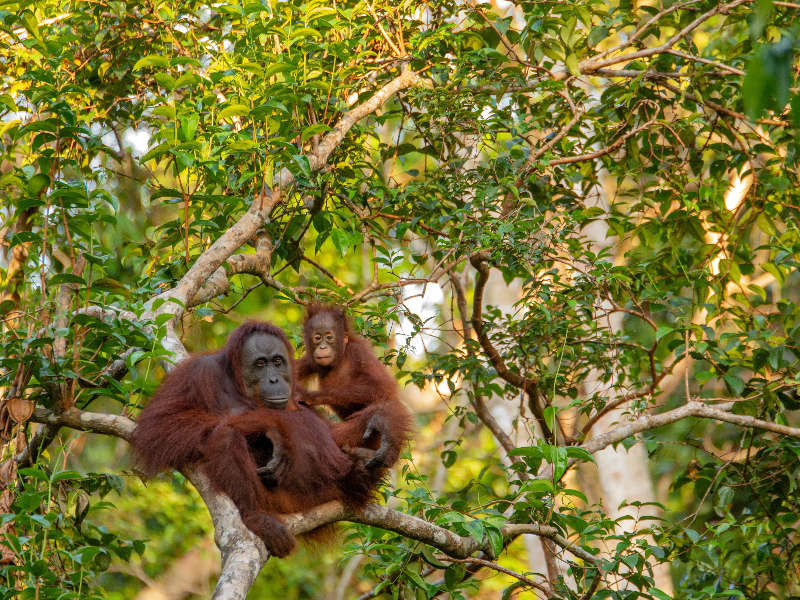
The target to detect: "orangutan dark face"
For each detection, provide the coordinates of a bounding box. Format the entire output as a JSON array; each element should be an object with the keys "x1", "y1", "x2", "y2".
[
  {"x1": 240, "y1": 332, "x2": 293, "y2": 409},
  {"x1": 307, "y1": 312, "x2": 347, "y2": 368}
]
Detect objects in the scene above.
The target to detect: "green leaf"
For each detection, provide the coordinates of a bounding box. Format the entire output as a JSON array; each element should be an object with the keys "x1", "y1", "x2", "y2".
[
  {"x1": 50, "y1": 470, "x2": 81, "y2": 484},
  {"x1": 153, "y1": 73, "x2": 176, "y2": 91},
  {"x1": 565, "y1": 53, "x2": 580, "y2": 76},
  {"x1": 301, "y1": 123, "x2": 332, "y2": 142},
  {"x1": 218, "y1": 105, "x2": 251, "y2": 120},
  {"x1": 723, "y1": 374, "x2": 745, "y2": 397},
  {"x1": 152, "y1": 106, "x2": 177, "y2": 119},
  {"x1": 331, "y1": 228, "x2": 348, "y2": 257},
  {"x1": 715, "y1": 485, "x2": 734, "y2": 508},
  {"x1": 48, "y1": 273, "x2": 86, "y2": 286},
  {"x1": 441, "y1": 450, "x2": 457, "y2": 468},
  {"x1": 444, "y1": 564, "x2": 466, "y2": 590},
  {"x1": 463, "y1": 519, "x2": 484, "y2": 544},
  {"x1": 20, "y1": 10, "x2": 40, "y2": 39},
  {"x1": 140, "y1": 141, "x2": 176, "y2": 165},
  {"x1": 263, "y1": 63, "x2": 296, "y2": 79},
  {"x1": 421, "y1": 546, "x2": 446, "y2": 568},
  {"x1": 133, "y1": 55, "x2": 170, "y2": 70},
  {"x1": 648, "y1": 588, "x2": 673, "y2": 600},
  {"x1": 588, "y1": 26, "x2": 609, "y2": 48},
  {"x1": 30, "y1": 514, "x2": 52, "y2": 529},
  {"x1": 752, "y1": 348, "x2": 769, "y2": 372},
  {"x1": 544, "y1": 406, "x2": 558, "y2": 433},
  {"x1": 291, "y1": 27, "x2": 322, "y2": 39},
  {"x1": 155, "y1": 313, "x2": 174, "y2": 327},
  {"x1": 174, "y1": 73, "x2": 200, "y2": 89},
  {"x1": 502, "y1": 582, "x2": 526, "y2": 600},
  {"x1": 523, "y1": 478, "x2": 555, "y2": 495},
  {"x1": 27, "y1": 173, "x2": 50, "y2": 196},
  {"x1": 292, "y1": 154, "x2": 312, "y2": 178},
  {"x1": 756, "y1": 213, "x2": 776, "y2": 236},
  {"x1": 405, "y1": 569, "x2": 429, "y2": 592},
  {"x1": 485, "y1": 525, "x2": 503, "y2": 558},
  {"x1": 18, "y1": 468, "x2": 48, "y2": 482},
  {"x1": 565, "y1": 446, "x2": 596, "y2": 464},
  {"x1": 655, "y1": 326, "x2": 674, "y2": 341},
  {"x1": 507, "y1": 446, "x2": 544, "y2": 458},
  {"x1": 743, "y1": 53, "x2": 769, "y2": 120}
]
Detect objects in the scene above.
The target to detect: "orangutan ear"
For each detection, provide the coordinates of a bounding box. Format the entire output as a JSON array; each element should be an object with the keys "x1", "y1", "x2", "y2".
[{"x1": 343, "y1": 334, "x2": 349, "y2": 347}]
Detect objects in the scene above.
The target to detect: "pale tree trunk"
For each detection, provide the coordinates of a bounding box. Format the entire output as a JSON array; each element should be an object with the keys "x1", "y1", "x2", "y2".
[
  {"x1": 582, "y1": 190, "x2": 674, "y2": 593},
  {"x1": 481, "y1": 274, "x2": 574, "y2": 586},
  {"x1": 587, "y1": 162, "x2": 753, "y2": 594}
]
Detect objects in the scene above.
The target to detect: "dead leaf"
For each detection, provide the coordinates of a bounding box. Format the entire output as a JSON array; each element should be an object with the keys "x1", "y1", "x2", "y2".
[
  {"x1": 0, "y1": 401, "x2": 12, "y2": 443},
  {"x1": 7, "y1": 397, "x2": 33, "y2": 424},
  {"x1": 0, "y1": 489, "x2": 13, "y2": 513},
  {"x1": 0, "y1": 461, "x2": 16, "y2": 489}
]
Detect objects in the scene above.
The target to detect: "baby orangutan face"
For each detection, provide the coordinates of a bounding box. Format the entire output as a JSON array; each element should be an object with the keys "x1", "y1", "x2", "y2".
[
  {"x1": 240, "y1": 332, "x2": 293, "y2": 409},
  {"x1": 307, "y1": 312, "x2": 347, "y2": 368}
]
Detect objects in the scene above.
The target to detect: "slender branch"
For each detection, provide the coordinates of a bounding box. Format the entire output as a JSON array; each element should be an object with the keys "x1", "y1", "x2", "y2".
[
  {"x1": 580, "y1": 0, "x2": 751, "y2": 72},
  {"x1": 539, "y1": 399, "x2": 800, "y2": 480},
  {"x1": 469, "y1": 254, "x2": 553, "y2": 441},
  {"x1": 288, "y1": 67, "x2": 429, "y2": 183},
  {"x1": 593, "y1": 68, "x2": 694, "y2": 78},
  {"x1": 658, "y1": 79, "x2": 789, "y2": 127},
  {"x1": 449, "y1": 270, "x2": 471, "y2": 341},
  {"x1": 472, "y1": 395, "x2": 518, "y2": 457},
  {"x1": 546, "y1": 108, "x2": 658, "y2": 167},
  {"x1": 591, "y1": 0, "x2": 704, "y2": 61},
  {"x1": 435, "y1": 556, "x2": 552, "y2": 595},
  {"x1": 577, "y1": 387, "x2": 659, "y2": 441},
  {"x1": 302, "y1": 255, "x2": 353, "y2": 291},
  {"x1": 665, "y1": 49, "x2": 745, "y2": 75}
]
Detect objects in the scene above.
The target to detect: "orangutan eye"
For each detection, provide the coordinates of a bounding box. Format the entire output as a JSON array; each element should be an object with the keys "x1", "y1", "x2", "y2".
[
  {"x1": 273, "y1": 356, "x2": 284, "y2": 365},
  {"x1": 314, "y1": 335, "x2": 322, "y2": 343},
  {"x1": 255, "y1": 359, "x2": 266, "y2": 367},
  {"x1": 326, "y1": 335, "x2": 333, "y2": 341}
]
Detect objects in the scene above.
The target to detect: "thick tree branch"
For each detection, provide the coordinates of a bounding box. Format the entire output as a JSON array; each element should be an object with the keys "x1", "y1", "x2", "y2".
[
  {"x1": 31, "y1": 407, "x2": 135, "y2": 440},
  {"x1": 296, "y1": 67, "x2": 428, "y2": 180}
]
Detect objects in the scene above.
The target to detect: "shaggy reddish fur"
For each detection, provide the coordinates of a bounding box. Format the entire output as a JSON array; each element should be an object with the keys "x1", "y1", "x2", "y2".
[
  {"x1": 296, "y1": 304, "x2": 414, "y2": 469},
  {"x1": 131, "y1": 321, "x2": 377, "y2": 558}
]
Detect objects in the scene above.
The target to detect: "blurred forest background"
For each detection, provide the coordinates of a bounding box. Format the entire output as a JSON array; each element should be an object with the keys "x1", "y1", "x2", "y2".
[{"x1": 1, "y1": 0, "x2": 800, "y2": 598}]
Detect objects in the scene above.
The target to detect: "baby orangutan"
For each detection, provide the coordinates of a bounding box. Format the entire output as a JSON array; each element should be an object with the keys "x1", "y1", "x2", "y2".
[{"x1": 296, "y1": 304, "x2": 413, "y2": 470}]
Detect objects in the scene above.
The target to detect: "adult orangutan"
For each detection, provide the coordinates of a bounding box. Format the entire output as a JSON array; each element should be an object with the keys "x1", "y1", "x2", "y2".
[
  {"x1": 296, "y1": 304, "x2": 413, "y2": 470},
  {"x1": 131, "y1": 321, "x2": 378, "y2": 558}
]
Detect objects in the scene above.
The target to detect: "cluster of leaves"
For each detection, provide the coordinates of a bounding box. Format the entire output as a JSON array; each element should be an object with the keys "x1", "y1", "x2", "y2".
[{"x1": 1, "y1": 464, "x2": 143, "y2": 599}]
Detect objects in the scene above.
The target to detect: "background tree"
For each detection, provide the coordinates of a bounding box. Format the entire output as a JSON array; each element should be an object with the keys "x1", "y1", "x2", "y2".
[{"x1": 1, "y1": 0, "x2": 799, "y2": 598}]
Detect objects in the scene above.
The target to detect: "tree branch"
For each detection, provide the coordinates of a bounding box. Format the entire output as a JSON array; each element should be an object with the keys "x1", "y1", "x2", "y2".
[
  {"x1": 579, "y1": 0, "x2": 751, "y2": 72},
  {"x1": 540, "y1": 400, "x2": 800, "y2": 480},
  {"x1": 469, "y1": 253, "x2": 553, "y2": 441}
]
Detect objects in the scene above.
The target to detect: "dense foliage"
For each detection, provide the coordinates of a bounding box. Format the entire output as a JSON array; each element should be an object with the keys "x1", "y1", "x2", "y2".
[{"x1": 1, "y1": 0, "x2": 799, "y2": 598}]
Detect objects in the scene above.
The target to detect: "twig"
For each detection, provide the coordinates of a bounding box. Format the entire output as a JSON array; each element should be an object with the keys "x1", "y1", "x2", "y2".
[{"x1": 434, "y1": 556, "x2": 553, "y2": 596}]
